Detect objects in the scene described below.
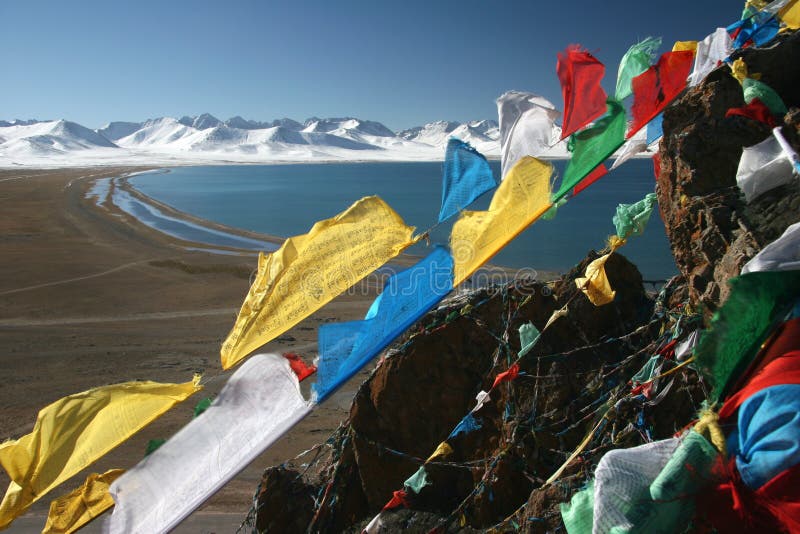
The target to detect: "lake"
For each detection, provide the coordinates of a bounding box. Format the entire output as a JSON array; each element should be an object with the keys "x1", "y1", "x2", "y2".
[{"x1": 129, "y1": 159, "x2": 678, "y2": 280}]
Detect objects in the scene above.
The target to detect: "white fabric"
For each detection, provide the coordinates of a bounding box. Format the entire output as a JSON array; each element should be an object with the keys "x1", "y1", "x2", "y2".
[
  {"x1": 675, "y1": 330, "x2": 700, "y2": 361},
  {"x1": 689, "y1": 28, "x2": 733, "y2": 87},
  {"x1": 592, "y1": 438, "x2": 680, "y2": 534},
  {"x1": 496, "y1": 91, "x2": 560, "y2": 179},
  {"x1": 363, "y1": 512, "x2": 385, "y2": 533},
  {"x1": 104, "y1": 353, "x2": 313, "y2": 534},
  {"x1": 471, "y1": 390, "x2": 491, "y2": 413},
  {"x1": 773, "y1": 126, "x2": 800, "y2": 171},
  {"x1": 611, "y1": 129, "x2": 648, "y2": 170},
  {"x1": 736, "y1": 134, "x2": 795, "y2": 202},
  {"x1": 743, "y1": 222, "x2": 800, "y2": 274},
  {"x1": 764, "y1": 0, "x2": 794, "y2": 14}
]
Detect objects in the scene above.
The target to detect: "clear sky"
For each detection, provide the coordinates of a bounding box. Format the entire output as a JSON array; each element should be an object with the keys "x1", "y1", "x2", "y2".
[{"x1": 1, "y1": 0, "x2": 741, "y2": 131}]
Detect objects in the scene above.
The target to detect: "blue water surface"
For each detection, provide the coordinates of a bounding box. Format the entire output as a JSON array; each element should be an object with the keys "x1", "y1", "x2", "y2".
[{"x1": 130, "y1": 160, "x2": 677, "y2": 280}]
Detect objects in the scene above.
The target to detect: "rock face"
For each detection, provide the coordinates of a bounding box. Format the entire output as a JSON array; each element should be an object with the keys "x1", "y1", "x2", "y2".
[
  {"x1": 657, "y1": 30, "x2": 800, "y2": 315},
  {"x1": 251, "y1": 254, "x2": 705, "y2": 532},
  {"x1": 250, "y1": 31, "x2": 800, "y2": 534}
]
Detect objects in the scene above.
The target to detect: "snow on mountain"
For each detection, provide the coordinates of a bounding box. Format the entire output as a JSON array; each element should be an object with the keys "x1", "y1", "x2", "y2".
[
  {"x1": 225, "y1": 116, "x2": 303, "y2": 130},
  {"x1": 0, "y1": 119, "x2": 43, "y2": 128},
  {"x1": 303, "y1": 117, "x2": 395, "y2": 138},
  {"x1": 97, "y1": 121, "x2": 144, "y2": 141},
  {"x1": 2, "y1": 113, "x2": 618, "y2": 167},
  {"x1": 0, "y1": 120, "x2": 118, "y2": 158},
  {"x1": 397, "y1": 121, "x2": 460, "y2": 144},
  {"x1": 115, "y1": 117, "x2": 200, "y2": 147}
]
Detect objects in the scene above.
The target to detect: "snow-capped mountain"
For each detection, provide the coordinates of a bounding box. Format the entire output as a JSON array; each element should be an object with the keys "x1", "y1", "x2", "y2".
[
  {"x1": 0, "y1": 120, "x2": 118, "y2": 160},
  {"x1": 0, "y1": 113, "x2": 599, "y2": 167}
]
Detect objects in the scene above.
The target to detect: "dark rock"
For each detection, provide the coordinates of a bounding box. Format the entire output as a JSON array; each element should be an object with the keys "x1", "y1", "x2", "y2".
[{"x1": 657, "y1": 32, "x2": 800, "y2": 314}]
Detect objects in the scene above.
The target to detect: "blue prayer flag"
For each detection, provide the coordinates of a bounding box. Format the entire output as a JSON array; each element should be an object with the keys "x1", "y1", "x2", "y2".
[
  {"x1": 438, "y1": 138, "x2": 497, "y2": 223},
  {"x1": 728, "y1": 12, "x2": 780, "y2": 49},
  {"x1": 727, "y1": 384, "x2": 800, "y2": 489},
  {"x1": 313, "y1": 246, "x2": 455, "y2": 401},
  {"x1": 448, "y1": 413, "x2": 482, "y2": 439},
  {"x1": 646, "y1": 113, "x2": 663, "y2": 145}
]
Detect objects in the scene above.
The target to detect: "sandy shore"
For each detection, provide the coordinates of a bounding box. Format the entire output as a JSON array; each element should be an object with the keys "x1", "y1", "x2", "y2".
[
  {"x1": 0, "y1": 167, "x2": 380, "y2": 531},
  {"x1": 0, "y1": 166, "x2": 556, "y2": 532}
]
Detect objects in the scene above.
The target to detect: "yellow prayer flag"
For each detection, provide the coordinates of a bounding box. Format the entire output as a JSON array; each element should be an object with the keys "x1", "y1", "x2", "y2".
[
  {"x1": 450, "y1": 157, "x2": 553, "y2": 285},
  {"x1": 671, "y1": 40, "x2": 698, "y2": 53},
  {"x1": 426, "y1": 442, "x2": 454, "y2": 462},
  {"x1": 43, "y1": 469, "x2": 124, "y2": 534},
  {"x1": 730, "y1": 58, "x2": 761, "y2": 85},
  {"x1": 779, "y1": 0, "x2": 800, "y2": 29},
  {"x1": 0, "y1": 377, "x2": 200, "y2": 529},
  {"x1": 575, "y1": 254, "x2": 616, "y2": 306},
  {"x1": 221, "y1": 196, "x2": 415, "y2": 369}
]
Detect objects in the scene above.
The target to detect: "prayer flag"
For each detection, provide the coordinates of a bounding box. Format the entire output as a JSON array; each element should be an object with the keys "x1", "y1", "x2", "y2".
[
  {"x1": 628, "y1": 51, "x2": 694, "y2": 138},
  {"x1": 689, "y1": 28, "x2": 733, "y2": 87},
  {"x1": 736, "y1": 134, "x2": 794, "y2": 202},
  {"x1": 439, "y1": 139, "x2": 497, "y2": 222},
  {"x1": 726, "y1": 98, "x2": 778, "y2": 127},
  {"x1": 779, "y1": 0, "x2": 800, "y2": 28},
  {"x1": 220, "y1": 196, "x2": 416, "y2": 369},
  {"x1": 105, "y1": 354, "x2": 313, "y2": 534},
  {"x1": 0, "y1": 377, "x2": 201, "y2": 529},
  {"x1": 42, "y1": 469, "x2": 123, "y2": 534},
  {"x1": 576, "y1": 254, "x2": 616, "y2": 306},
  {"x1": 450, "y1": 157, "x2": 553, "y2": 285},
  {"x1": 615, "y1": 37, "x2": 662, "y2": 101},
  {"x1": 572, "y1": 164, "x2": 609, "y2": 196},
  {"x1": 557, "y1": 45, "x2": 608, "y2": 140},
  {"x1": 313, "y1": 246, "x2": 454, "y2": 401},
  {"x1": 611, "y1": 130, "x2": 648, "y2": 171},
  {"x1": 496, "y1": 91, "x2": 560, "y2": 179},
  {"x1": 555, "y1": 100, "x2": 626, "y2": 201},
  {"x1": 743, "y1": 222, "x2": 800, "y2": 274},
  {"x1": 613, "y1": 193, "x2": 658, "y2": 240}
]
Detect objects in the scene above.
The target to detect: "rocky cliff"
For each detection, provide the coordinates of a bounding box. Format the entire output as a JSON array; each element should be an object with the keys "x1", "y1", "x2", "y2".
[{"x1": 248, "y1": 30, "x2": 800, "y2": 533}]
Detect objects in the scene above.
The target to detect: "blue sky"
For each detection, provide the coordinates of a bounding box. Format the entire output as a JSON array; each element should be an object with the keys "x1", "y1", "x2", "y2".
[{"x1": 1, "y1": 0, "x2": 741, "y2": 131}]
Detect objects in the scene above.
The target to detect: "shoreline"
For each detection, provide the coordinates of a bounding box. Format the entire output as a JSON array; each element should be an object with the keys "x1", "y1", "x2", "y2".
[
  {"x1": 0, "y1": 166, "x2": 384, "y2": 529},
  {"x1": 101, "y1": 167, "x2": 555, "y2": 276},
  {"x1": 0, "y1": 165, "x2": 557, "y2": 531},
  {"x1": 0, "y1": 149, "x2": 659, "y2": 171}
]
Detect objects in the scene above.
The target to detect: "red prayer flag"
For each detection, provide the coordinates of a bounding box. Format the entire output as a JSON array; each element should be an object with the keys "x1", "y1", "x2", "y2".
[
  {"x1": 572, "y1": 164, "x2": 608, "y2": 195},
  {"x1": 382, "y1": 490, "x2": 409, "y2": 511},
  {"x1": 557, "y1": 45, "x2": 608, "y2": 140},
  {"x1": 725, "y1": 98, "x2": 778, "y2": 128},
  {"x1": 700, "y1": 458, "x2": 800, "y2": 533},
  {"x1": 719, "y1": 319, "x2": 800, "y2": 420},
  {"x1": 627, "y1": 50, "x2": 694, "y2": 139},
  {"x1": 492, "y1": 362, "x2": 520, "y2": 388},
  {"x1": 652, "y1": 152, "x2": 661, "y2": 180},
  {"x1": 283, "y1": 352, "x2": 317, "y2": 382}
]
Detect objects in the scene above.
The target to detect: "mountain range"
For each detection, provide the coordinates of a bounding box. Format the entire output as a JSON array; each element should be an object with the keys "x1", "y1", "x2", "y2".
[{"x1": 0, "y1": 114, "x2": 574, "y2": 167}]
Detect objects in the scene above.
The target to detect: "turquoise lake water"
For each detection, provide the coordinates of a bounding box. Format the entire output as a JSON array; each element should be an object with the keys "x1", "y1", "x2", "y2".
[{"x1": 130, "y1": 160, "x2": 678, "y2": 280}]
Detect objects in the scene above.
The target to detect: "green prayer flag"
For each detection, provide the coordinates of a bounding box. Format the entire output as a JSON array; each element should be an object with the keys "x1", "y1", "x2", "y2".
[
  {"x1": 144, "y1": 439, "x2": 166, "y2": 457},
  {"x1": 695, "y1": 270, "x2": 800, "y2": 403},
  {"x1": 193, "y1": 397, "x2": 213, "y2": 418},
  {"x1": 743, "y1": 78, "x2": 788, "y2": 116},
  {"x1": 403, "y1": 466, "x2": 431, "y2": 494},
  {"x1": 650, "y1": 430, "x2": 719, "y2": 502},
  {"x1": 518, "y1": 322, "x2": 541, "y2": 357},
  {"x1": 616, "y1": 37, "x2": 662, "y2": 101},
  {"x1": 554, "y1": 100, "x2": 626, "y2": 202},
  {"x1": 561, "y1": 481, "x2": 594, "y2": 534},
  {"x1": 631, "y1": 355, "x2": 661, "y2": 385},
  {"x1": 613, "y1": 193, "x2": 658, "y2": 239},
  {"x1": 542, "y1": 198, "x2": 568, "y2": 221}
]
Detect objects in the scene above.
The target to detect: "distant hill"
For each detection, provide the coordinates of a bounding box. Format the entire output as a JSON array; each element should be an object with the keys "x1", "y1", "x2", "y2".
[{"x1": 0, "y1": 113, "x2": 581, "y2": 166}]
